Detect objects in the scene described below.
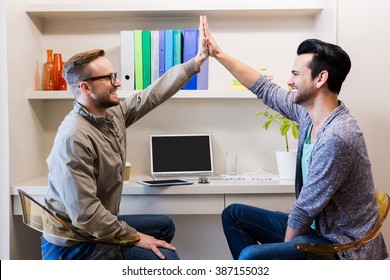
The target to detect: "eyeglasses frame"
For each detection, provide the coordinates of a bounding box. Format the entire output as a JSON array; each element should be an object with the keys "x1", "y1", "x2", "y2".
[{"x1": 81, "y1": 72, "x2": 118, "y2": 87}]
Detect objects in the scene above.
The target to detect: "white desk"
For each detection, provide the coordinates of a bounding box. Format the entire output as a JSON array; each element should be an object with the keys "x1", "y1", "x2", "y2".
[
  {"x1": 10, "y1": 175, "x2": 296, "y2": 259},
  {"x1": 10, "y1": 175, "x2": 295, "y2": 215}
]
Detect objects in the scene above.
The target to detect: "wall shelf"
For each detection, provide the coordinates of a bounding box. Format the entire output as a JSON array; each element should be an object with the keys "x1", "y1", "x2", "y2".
[
  {"x1": 27, "y1": 90, "x2": 256, "y2": 100},
  {"x1": 26, "y1": 0, "x2": 324, "y2": 20}
]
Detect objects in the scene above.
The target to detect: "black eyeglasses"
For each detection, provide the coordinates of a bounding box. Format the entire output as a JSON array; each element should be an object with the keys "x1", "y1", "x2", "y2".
[{"x1": 82, "y1": 72, "x2": 118, "y2": 87}]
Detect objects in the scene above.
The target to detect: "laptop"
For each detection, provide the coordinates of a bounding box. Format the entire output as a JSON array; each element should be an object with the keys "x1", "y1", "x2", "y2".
[{"x1": 150, "y1": 134, "x2": 220, "y2": 180}]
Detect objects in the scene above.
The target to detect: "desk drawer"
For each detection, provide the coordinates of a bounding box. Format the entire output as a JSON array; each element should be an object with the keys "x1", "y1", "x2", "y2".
[
  {"x1": 225, "y1": 193, "x2": 295, "y2": 213},
  {"x1": 120, "y1": 194, "x2": 225, "y2": 215}
]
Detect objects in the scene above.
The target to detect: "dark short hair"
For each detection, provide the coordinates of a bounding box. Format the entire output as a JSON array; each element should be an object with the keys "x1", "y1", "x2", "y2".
[
  {"x1": 63, "y1": 49, "x2": 105, "y2": 90},
  {"x1": 297, "y1": 39, "x2": 351, "y2": 93}
]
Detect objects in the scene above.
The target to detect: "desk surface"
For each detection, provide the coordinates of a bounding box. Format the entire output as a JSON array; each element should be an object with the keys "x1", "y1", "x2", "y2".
[
  {"x1": 11, "y1": 175, "x2": 296, "y2": 215},
  {"x1": 10, "y1": 175, "x2": 295, "y2": 195}
]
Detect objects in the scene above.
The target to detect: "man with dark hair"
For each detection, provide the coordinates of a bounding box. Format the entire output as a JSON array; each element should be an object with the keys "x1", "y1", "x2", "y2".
[
  {"x1": 43, "y1": 17, "x2": 208, "y2": 260},
  {"x1": 203, "y1": 16, "x2": 388, "y2": 260},
  {"x1": 296, "y1": 39, "x2": 351, "y2": 93}
]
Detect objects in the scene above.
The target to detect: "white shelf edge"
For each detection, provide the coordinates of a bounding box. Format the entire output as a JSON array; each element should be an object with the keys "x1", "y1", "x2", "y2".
[
  {"x1": 27, "y1": 90, "x2": 256, "y2": 100},
  {"x1": 26, "y1": 0, "x2": 324, "y2": 19}
]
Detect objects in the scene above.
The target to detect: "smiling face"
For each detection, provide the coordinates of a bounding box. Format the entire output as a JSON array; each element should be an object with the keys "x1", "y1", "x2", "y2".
[
  {"x1": 82, "y1": 56, "x2": 121, "y2": 111},
  {"x1": 287, "y1": 53, "x2": 318, "y2": 106}
]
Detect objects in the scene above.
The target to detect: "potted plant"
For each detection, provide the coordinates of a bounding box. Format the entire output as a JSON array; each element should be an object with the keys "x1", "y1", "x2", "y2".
[{"x1": 256, "y1": 107, "x2": 299, "y2": 179}]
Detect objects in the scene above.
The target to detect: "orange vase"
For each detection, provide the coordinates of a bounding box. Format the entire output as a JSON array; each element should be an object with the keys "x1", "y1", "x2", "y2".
[
  {"x1": 52, "y1": 53, "x2": 67, "y2": 90},
  {"x1": 59, "y1": 59, "x2": 67, "y2": 90},
  {"x1": 43, "y1": 49, "x2": 54, "y2": 90},
  {"x1": 53, "y1": 53, "x2": 61, "y2": 90}
]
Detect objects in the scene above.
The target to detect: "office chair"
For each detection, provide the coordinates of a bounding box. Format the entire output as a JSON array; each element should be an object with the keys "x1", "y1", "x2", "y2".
[
  {"x1": 294, "y1": 191, "x2": 389, "y2": 257},
  {"x1": 18, "y1": 189, "x2": 137, "y2": 245}
]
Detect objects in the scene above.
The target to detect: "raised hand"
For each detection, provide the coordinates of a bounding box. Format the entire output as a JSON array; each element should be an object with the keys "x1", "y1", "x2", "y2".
[{"x1": 194, "y1": 15, "x2": 209, "y2": 67}]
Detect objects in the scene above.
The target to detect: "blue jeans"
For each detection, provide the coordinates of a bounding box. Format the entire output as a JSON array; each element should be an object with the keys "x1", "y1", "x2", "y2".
[
  {"x1": 41, "y1": 214, "x2": 179, "y2": 260},
  {"x1": 222, "y1": 203, "x2": 333, "y2": 260}
]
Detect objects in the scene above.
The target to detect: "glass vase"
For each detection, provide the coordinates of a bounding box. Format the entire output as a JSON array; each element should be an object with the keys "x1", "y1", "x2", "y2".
[
  {"x1": 53, "y1": 53, "x2": 61, "y2": 90},
  {"x1": 58, "y1": 59, "x2": 67, "y2": 90},
  {"x1": 43, "y1": 49, "x2": 54, "y2": 90}
]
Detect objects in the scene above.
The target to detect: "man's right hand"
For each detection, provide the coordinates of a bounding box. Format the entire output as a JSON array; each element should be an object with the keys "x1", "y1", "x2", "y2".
[{"x1": 135, "y1": 232, "x2": 177, "y2": 259}]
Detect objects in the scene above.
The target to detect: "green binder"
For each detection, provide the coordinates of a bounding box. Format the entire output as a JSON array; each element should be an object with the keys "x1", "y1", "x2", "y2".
[
  {"x1": 142, "y1": 30, "x2": 151, "y2": 89},
  {"x1": 173, "y1": 29, "x2": 182, "y2": 66},
  {"x1": 134, "y1": 30, "x2": 143, "y2": 90}
]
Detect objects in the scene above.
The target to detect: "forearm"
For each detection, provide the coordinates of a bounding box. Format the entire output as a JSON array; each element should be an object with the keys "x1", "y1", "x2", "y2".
[
  {"x1": 194, "y1": 49, "x2": 208, "y2": 68},
  {"x1": 213, "y1": 49, "x2": 261, "y2": 89},
  {"x1": 284, "y1": 225, "x2": 305, "y2": 242},
  {"x1": 122, "y1": 58, "x2": 199, "y2": 126}
]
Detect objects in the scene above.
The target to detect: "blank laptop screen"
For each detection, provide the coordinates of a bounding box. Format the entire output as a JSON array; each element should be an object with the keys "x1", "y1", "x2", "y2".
[{"x1": 150, "y1": 134, "x2": 213, "y2": 176}]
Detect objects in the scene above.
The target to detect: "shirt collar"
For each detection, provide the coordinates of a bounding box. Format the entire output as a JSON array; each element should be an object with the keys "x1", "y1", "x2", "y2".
[{"x1": 73, "y1": 101, "x2": 113, "y2": 124}]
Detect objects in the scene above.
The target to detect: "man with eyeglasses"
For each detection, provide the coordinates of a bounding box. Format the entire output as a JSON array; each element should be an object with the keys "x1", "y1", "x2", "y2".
[{"x1": 43, "y1": 17, "x2": 209, "y2": 260}]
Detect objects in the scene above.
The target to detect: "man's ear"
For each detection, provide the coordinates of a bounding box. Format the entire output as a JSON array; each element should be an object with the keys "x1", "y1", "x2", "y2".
[
  {"x1": 316, "y1": 70, "x2": 328, "y2": 88},
  {"x1": 79, "y1": 81, "x2": 92, "y2": 94}
]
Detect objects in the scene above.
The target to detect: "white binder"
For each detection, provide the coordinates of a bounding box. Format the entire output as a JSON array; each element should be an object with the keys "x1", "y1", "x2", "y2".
[
  {"x1": 150, "y1": 30, "x2": 160, "y2": 83},
  {"x1": 120, "y1": 30, "x2": 134, "y2": 90}
]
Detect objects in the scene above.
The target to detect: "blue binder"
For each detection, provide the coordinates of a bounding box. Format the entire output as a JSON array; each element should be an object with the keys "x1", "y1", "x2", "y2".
[
  {"x1": 159, "y1": 30, "x2": 165, "y2": 77},
  {"x1": 183, "y1": 29, "x2": 198, "y2": 90},
  {"x1": 164, "y1": 30, "x2": 174, "y2": 72}
]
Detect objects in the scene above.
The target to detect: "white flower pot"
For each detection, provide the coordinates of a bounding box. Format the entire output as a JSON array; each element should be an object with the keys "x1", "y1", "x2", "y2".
[{"x1": 275, "y1": 150, "x2": 297, "y2": 180}]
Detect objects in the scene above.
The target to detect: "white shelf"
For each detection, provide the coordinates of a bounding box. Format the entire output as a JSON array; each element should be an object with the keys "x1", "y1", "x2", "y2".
[
  {"x1": 25, "y1": 0, "x2": 334, "y2": 101},
  {"x1": 27, "y1": 90, "x2": 256, "y2": 100},
  {"x1": 26, "y1": 0, "x2": 324, "y2": 19}
]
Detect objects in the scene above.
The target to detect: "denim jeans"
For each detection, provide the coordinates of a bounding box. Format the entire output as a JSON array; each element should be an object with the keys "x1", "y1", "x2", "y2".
[
  {"x1": 222, "y1": 203, "x2": 333, "y2": 260},
  {"x1": 118, "y1": 214, "x2": 180, "y2": 260},
  {"x1": 41, "y1": 214, "x2": 179, "y2": 260}
]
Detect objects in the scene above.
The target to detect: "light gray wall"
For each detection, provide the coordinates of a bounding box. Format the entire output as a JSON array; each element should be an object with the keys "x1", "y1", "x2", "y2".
[
  {"x1": 0, "y1": 0, "x2": 10, "y2": 260},
  {"x1": 337, "y1": 0, "x2": 390, "y2": 249}
]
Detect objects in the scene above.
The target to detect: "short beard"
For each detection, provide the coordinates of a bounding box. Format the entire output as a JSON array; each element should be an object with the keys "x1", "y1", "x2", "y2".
[
  {"x1": 93, "y1": 94, "x2": 120, "y2": 109},
  {"x1": 100, "y1": 99, "x2": 120, "y2": 108},
  {"x1": 292, "y1": 90, "x2": 312, "y2": 105}
]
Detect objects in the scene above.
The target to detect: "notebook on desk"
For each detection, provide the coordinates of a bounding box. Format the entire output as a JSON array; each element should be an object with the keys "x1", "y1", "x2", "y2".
[{"x1": 150, "y1": 134, "x2": 221, "y2": 180}]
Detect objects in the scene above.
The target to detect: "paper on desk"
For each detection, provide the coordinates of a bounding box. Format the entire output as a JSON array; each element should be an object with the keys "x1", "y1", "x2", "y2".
[{"x1": 221, "y1": 168, "x2": 277, "y2": 180}]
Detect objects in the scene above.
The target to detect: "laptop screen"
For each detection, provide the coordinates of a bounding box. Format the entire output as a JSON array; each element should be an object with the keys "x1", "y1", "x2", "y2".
[{"x1": 150, "y1": 134, "x2": 213, "y2": 177}]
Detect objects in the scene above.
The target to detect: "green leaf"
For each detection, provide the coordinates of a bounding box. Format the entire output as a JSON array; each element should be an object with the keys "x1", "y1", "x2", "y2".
[
  {"x1": 273, "y1": 113, "x2": 281, "y2": 119},
  {"x1": 280, "y1": 123, "x2": 290, "y2": 136},
  {"x1": 264, "y1": 120, "x2": 272, "y2": 130},
  {"x1": 292, "y1": 123, "x2": 299, "y2": 139}
]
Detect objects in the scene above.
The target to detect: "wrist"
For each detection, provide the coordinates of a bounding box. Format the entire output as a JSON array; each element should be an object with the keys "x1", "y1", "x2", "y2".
[{"x1": 194, "y1": 53, "x2": 207, "y2": 68}]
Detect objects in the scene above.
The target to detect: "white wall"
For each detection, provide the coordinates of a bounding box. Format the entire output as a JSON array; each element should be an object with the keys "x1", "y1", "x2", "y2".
[
  {"x1": 337, "y1": 0, "x2": 390, "y2": 250},
  {"x1": 7, "y1": 0, "x2": 44, "y2": 186},
  {"x1": 5, "y1": 0, "x2": 42, "y2": 260},
  {"x1": 0, "y1": 0, "x2": 10, "y2": 260}
]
